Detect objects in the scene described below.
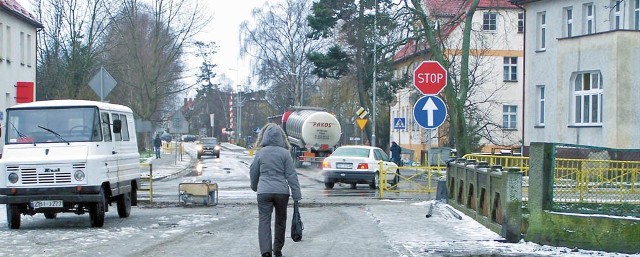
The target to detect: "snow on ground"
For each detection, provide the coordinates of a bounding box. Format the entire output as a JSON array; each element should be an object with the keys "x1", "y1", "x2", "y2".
[{"x1": 368, "y1": 200, "x2": 639, "y2": 257}]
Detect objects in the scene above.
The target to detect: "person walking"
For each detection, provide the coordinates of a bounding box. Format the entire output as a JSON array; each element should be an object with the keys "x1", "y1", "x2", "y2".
[
  {"x1": 153, "y1": 134, "x2": 162, "y2": 159},
  {"x1": 390, "y1": 141, "x2": 402, "y2": 166},
  {"x1": 250, "y1": 123, "x2": 302, "y2": 257}
]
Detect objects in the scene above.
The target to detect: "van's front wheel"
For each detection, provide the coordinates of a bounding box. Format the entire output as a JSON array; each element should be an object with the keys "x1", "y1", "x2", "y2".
[
  {"x1": 89, "y1": 187, "x2": 106, "y2": 227},
  {"x1": 117, "y1": 191, "x2": 132, "y2": 218},
  {"x1": 7, "y1": 204, "x2": 21, "y2": 229}
]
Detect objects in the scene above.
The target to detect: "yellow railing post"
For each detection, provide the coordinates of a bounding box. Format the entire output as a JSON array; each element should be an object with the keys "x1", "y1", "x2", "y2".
[
  {"x1": 139, "y1": 163, "x2": 154, "y2": 204},
  {"x1": 149, "y1": 164, "x2": 153, "y2": 204},
  {"x1": 379, "y1": 161, "x2": 384, "y2": 199}
]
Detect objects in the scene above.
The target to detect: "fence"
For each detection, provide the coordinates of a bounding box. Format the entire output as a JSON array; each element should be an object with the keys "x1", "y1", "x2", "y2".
[
  {"x1": 378, "y1": 163, "x2": 446, "y2": 199},
  {"x1": 465, "y1": 144, "x2": 640, "y2": 216},
  {"x1": 551, "y1": 144, "x2": 640, "y2": 216},
  {"x1": 526, "y1": 142, "x2": 640, "y2": 253},
  {"x1": 138, "y1": 163, "x2": 154, "y2": 203}
]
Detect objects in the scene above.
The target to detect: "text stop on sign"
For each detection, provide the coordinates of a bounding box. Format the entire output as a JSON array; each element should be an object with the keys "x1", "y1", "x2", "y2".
[
  {"x1": 416, "y1": 73, "x2": 445, "y2": 84},
  {"x1": 414, "y1": 61, "x2": 447, "y2": 95}
]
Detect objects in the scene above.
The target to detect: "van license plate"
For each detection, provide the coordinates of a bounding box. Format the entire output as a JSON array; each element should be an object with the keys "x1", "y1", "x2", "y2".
[{"x1": 32, "y1": 200, "x2": 63, "y2": 208}]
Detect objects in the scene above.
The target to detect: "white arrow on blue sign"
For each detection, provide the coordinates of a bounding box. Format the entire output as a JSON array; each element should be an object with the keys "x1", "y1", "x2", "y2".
[
  {"x1": 413, "y1": 95, "x2": 447, "y2": 129},
  {"x1": 393, "y1": 118, "x2": 406, "y2": 130}
]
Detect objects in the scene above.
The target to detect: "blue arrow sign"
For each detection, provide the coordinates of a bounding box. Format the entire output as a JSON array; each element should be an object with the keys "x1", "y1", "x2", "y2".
[
  {"x1": 393, "y1": 118, "x2": 406, "y2": 130},
  {"x1": 413, "y1": 95, "x2": 447, "y2": 129}
]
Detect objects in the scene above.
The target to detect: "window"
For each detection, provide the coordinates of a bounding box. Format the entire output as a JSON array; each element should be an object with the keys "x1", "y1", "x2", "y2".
[
  {"x1": 6, "y1": 25, "x2": 11, "y2": 62},
  {"x1": 611, "y1": 0, "x2": 621, "y2": 30},
  {"x1": 537, "y1": 12, "x2": 546, "y2": 50},
  {"x1": 536, "y1": 85, "x2": 545, "y2": 126},
  {"x1": 635, "y1": 0, "x2": 640, "y2": 30},
  {"x1": 564, "y1": 7, "x2": 573, "y2": 37},
  {"x1": 26, "y1": 34, "x2": 31, "y2": 66},
  {"x1": 572, "y1": 72, "x2": 603, "y2": 125},
  {"x1": 19, "y1": 32, "x2": 24, "y2": 65},
  {"x1": 5, "y1": 107, "x2": 102, "y2": 144},
  {"x1": 112, "y1": 113, "x2": 122, "y2": 141},
  {"x1": 120, "y1": 114, "x2": 129, "y2": 141},
  {"x1": 404, "y1": 108, "x2": 409, "y2": 132},
  {"x1": 374, "y1": 149, "x2": 389, "y2": 161},
  {"x1": 517, "y1": 12, "x2": 524, "y2": 33},
  {"x1": 584, "y1": 3, "x2": 595, "y2": 34},
  {"x1": 0, "y1": 22, "x2": 3, "y2": 59},
  {"x1": 503, "y1": 57, "x2": 518, "y2": 81},
  {"x1": 502, "y1": 105, "x2": 517, "y2": 129},
  {"x1": 112, "y1": 114, "x2": 130, "y2": 141},
  {"x1": 101, "y1": 113, "x2": 112, "y2": 141},
  {"x1": 483, "y1": 12, "x2": 497, "y2": 31}
]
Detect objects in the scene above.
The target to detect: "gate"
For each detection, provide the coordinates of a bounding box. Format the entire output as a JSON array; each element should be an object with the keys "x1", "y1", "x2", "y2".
[{"x1": 378, "y1": 163, "x2": 445, "y2": 198}]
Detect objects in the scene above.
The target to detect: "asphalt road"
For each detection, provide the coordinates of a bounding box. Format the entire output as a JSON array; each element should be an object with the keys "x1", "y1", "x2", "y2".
[{"x1": 0, "y1": 143, "x2": 632, "y2": 257}]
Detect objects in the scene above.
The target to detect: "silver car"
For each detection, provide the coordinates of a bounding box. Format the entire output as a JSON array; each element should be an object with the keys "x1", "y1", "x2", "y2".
[{"x1": 321, "y1": 145, "x2": 398, "y2": 189}]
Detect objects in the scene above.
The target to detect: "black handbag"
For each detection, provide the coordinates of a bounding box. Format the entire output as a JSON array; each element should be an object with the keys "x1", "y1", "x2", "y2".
[{"x1": 291, "y1": 200, "x2": 304, "y2": 242}]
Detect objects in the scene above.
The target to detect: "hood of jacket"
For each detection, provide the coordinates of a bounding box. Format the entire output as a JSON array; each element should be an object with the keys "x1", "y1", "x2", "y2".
[{"x1": 256, "y1": 123, "x2": 290, "y2": 150}]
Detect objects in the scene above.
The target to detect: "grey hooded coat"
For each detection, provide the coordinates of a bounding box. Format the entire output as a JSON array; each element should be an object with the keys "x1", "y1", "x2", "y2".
[{"x1": 250, "y1": 123, "x2": 302, "y2": 201}]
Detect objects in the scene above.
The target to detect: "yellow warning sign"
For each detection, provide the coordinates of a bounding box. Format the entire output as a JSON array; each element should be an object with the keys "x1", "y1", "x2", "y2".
[{"x1": 356, "y1": 118, "x2": 368, "y2": 130}]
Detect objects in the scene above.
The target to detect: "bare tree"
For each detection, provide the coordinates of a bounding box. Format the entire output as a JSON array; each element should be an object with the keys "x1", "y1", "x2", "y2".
[
  {"x1": 240, "y1": 0, "x2": 324, "y2": 112},
  {"x1": 35, "y1": 0, "x2": 115, "y2": 100},
  {"x1": 101, "y1": 0, "x2": 210, "y2": 149},
  {"x1": 103, "y1": 0, "x2": 210, "y2": 122}
]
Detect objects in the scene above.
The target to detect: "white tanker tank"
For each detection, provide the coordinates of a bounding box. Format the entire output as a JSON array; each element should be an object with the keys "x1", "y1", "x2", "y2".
[{"x1": 281, "y1": 107, "x2": 342, "y2": 168}]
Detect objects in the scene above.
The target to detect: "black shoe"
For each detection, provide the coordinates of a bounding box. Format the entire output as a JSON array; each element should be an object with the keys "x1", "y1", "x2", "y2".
[
  {"x1": 274, "y1": 251, "x2": 282, "y2": 257},
  {"x1": 262, "y1": 252, "x2": 272, "y2": 257}
]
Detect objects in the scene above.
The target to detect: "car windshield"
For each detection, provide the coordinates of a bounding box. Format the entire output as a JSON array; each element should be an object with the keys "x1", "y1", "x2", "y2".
[
  {"x1": 332, "y1": 147, "x2": 370, "y2": 158},
  {"x1": 201, "y1": 138, "x2": 217, "y2": 144},
  {"x1": 6, "y1": 107, "x2": 102, "y2": 144}
]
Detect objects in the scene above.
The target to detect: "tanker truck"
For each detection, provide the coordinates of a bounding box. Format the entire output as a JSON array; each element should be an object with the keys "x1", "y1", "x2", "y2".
[{"x1": 272, "y1": 106, "x2": 342, "y2": 168}]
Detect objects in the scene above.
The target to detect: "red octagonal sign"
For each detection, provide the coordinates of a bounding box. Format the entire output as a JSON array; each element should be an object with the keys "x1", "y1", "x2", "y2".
[{"x1": 414, "y1": 61, "x2": 447, "y2": 95}]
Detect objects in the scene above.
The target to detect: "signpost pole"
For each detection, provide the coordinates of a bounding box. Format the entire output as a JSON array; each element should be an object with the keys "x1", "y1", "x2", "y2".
[{"x1": 100, "y1": 67, "x2": 104, "y2": 102}]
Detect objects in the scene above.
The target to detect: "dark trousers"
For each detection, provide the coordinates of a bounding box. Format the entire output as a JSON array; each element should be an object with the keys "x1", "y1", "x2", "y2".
[
  {"x1": 257, "y1": 193, "x2": 289, "y2": 255},
  {"x1": 154, "y1": 146, "x2": 161, "y2": 158}
]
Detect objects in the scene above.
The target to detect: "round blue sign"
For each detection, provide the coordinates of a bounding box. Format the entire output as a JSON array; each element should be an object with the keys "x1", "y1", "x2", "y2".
[{"x1": 413, "y1": 95, "x2": 447, "y2": 129}]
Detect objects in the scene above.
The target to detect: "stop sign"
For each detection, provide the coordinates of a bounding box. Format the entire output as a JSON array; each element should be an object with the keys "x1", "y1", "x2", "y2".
[{"x1": 414, "y1": 61, "x2": 447, "y2": 95}]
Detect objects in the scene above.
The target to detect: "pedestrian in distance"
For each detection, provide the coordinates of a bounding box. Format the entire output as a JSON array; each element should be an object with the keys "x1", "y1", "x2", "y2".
[
  {"x1": 153, "y1": 134, "x2": 162, "y2": 159},
  {"x1": 250, "y1": 123, "x2": 302, "y2": 257},
  {"x1": 390, "y1": 141, "x2": 402, "y2": 167}
]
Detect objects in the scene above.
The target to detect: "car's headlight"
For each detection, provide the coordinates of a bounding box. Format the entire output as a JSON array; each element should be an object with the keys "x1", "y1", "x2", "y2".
[
  {"x1": 214, "y1": 145, "x2": 221, "y2": 151},
  {"x1": 8, "y1": 172, "x2": 19, "y2": 184},
  {"x1": 74, "y1": 170, "x2": 86, "y2": 181}
]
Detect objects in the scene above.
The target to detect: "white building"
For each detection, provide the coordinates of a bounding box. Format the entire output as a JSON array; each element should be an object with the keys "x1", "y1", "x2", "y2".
[
  {"x1": 513, "y1": 0, "x2": 640, "y2": 149},
  {"x1": 0, "y1": 0, "x2": 42, "y2": 155},
  {"x1": 392, "y1": 0, "x2": 524, "y2": 159}
]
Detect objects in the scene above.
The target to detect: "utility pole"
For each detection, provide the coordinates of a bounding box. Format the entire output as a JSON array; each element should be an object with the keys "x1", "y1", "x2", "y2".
[
  {"x1": 371, "y1": 0, "x2": 378, "y2": 147},
  {"x1": 237, "y1": 87, "x2": 242, "y2": 144}
]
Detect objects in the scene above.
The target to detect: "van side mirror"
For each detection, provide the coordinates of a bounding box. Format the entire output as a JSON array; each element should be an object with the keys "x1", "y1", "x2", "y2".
[{"x1": 113, "y1": 119, "x2": 122, "y2": 133}]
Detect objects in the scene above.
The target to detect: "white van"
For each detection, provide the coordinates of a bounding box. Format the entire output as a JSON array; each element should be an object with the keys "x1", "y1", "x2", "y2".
[{"x1": 0, "y1": 100, "x2": 141, "y2": 229}]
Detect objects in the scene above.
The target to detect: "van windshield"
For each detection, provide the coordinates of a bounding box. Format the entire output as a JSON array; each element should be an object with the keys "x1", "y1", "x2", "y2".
[{"x1": 6, "y1": 107, "x2": 102, "y2": 144}]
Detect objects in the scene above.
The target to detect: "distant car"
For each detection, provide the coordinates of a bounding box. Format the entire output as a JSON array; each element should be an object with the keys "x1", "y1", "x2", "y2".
[
  {"x1": 160, "y1": 133, "x2": 172, "y2": 142},
  {"x1": 321, "y1": 145, "x2": 398, "y2": 189},
  {"x1": 196, "y1": 137, "x2": 220, "y2": 159},
  {"x1": 181, "y1": 135, "x2": 197, "y2": 142}
]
